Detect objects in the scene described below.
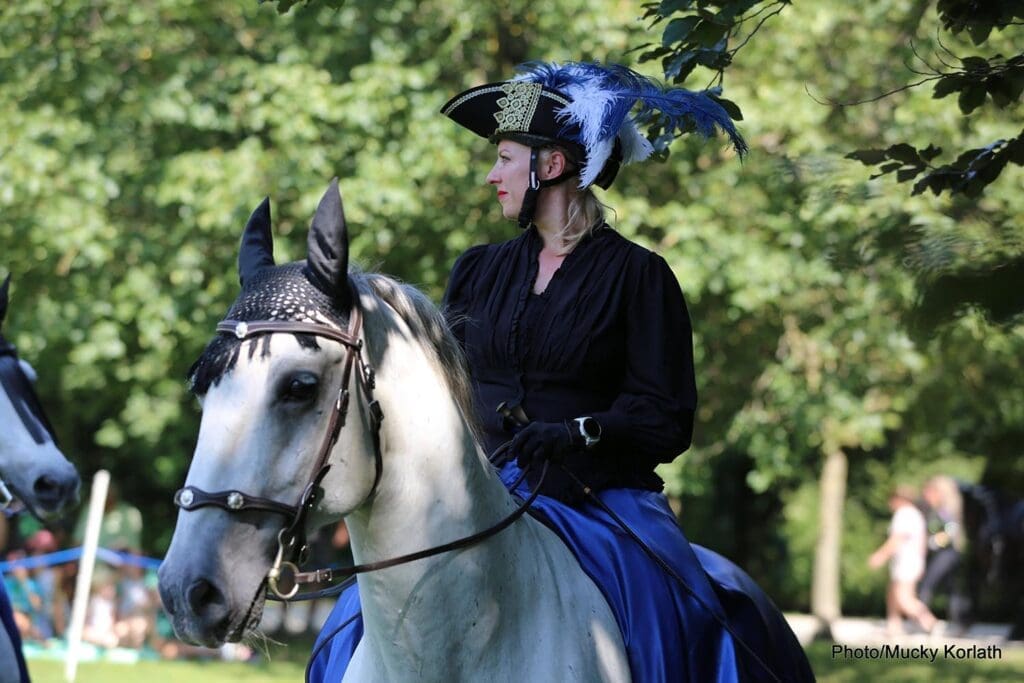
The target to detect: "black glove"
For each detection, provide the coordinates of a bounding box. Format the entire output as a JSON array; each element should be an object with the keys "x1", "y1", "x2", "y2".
[{"x1": 511, "y1": 421, "x2": 575, "y2": 470}]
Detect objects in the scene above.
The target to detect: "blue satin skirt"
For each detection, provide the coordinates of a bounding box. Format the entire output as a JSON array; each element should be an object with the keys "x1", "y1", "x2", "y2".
[
  {"x1": 308, "y1": 462, "x2": 813, "y2": 682},
  {"x1": 0, "y1": 577, "x2": 30, "y2": 683}
]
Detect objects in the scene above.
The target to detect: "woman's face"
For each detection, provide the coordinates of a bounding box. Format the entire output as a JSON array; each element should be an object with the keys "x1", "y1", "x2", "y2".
[{"x1": 486, "y1": 140, "x2": 531, "y2": 220}]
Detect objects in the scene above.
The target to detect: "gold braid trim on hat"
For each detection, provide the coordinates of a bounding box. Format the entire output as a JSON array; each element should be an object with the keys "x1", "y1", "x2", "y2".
[{"x1": 494, "y1": 82, "x2": 542, "y2": 133}]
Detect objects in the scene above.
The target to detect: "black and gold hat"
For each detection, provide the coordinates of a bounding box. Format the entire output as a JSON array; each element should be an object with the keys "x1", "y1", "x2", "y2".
[
  {"x1": 441, "y1": 80, "x2": 600, "y2": 175},
  {"x1": 442, "y1": 61, "x2": 747, "y2": 191}
]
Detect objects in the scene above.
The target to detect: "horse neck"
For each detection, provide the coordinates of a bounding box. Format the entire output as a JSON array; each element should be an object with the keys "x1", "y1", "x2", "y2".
[{"x1": 341, "y1": 308, "x2": 528, "y2": 673}]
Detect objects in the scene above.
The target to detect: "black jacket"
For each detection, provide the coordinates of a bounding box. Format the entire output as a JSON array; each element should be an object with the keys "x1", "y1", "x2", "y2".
[{"x1": 443, "y1": 224, "x2": 697, "y2": 494}]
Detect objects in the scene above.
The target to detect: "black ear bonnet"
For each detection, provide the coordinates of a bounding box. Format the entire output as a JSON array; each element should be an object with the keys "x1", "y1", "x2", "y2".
[
  {"x1": 187, "y1": 181, "x2": 354, "y2": 395},
  {"x1": 0, "y1": 276, "x2": 57, "y2": 445}
]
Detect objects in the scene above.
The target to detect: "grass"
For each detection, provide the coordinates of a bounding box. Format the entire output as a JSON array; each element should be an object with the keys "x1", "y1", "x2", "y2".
[
  {"x1": 28, "y1": 640, "x2": 1024, "y2": 682},
  {"x1": 28, "y1": 659, "x2": 307, "y2": 683}
]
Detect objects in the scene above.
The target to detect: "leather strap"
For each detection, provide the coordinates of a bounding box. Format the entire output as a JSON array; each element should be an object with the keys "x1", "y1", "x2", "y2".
[
  {"x1": 279, "y1": 462, "x2": 544, "y2": 593},
  {"x1": 174, "y1": 486, "x2": 296, "y2": 518}
]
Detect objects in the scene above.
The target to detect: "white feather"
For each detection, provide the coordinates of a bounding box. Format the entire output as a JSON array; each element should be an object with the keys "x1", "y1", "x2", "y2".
[
  {"x1": 579, "y1": 138, "x2": 613, "y2": 189},
  {"x1": 618, "y1": 121, "x2": 653, "y2": 164},
  {"x1": 514, "y1": 62, "x2": 650, "y2": 187}
]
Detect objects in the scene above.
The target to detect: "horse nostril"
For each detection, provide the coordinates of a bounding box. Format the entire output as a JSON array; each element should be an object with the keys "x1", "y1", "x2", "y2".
[
  {"x1": 33, "y1": 475, "x2": 59, "y2": 497},
  {"x1": 32, "y1": 472, "x2": 78, "y2": 508},
  {"x1": 186, "y1": 578, "x2": 226, "y2": 617}
]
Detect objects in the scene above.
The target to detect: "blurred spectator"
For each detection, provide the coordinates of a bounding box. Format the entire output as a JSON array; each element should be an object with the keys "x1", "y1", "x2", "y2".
[
  {"x1": 114, "y1": 563, "x2": 155, "y2": 648},
  {"x1": 24, "y1": 529, "x2": 65, "y2": 639},
  {"x1": 81, "y1": 568, "x2": 119, "y2": 649},
  {"x1": 868, "y1": 485, "x2": 937, "y2": 636},
  {"x1": 3, "y1": 550, "x2": 45, "y2": 641},
  {"x1": 920, "y1": 475, "x2": 968, "y2": 628}
]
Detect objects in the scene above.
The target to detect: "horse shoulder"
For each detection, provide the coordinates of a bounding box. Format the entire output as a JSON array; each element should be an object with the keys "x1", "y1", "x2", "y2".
[{"x1": 496, "y1": 516, "x2": 631, "y2": 682}]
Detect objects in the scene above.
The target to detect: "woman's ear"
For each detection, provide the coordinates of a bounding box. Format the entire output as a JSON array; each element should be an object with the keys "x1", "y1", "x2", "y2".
[{"x1": 540, "y1": 149, "x2": 567, "y2": 180}]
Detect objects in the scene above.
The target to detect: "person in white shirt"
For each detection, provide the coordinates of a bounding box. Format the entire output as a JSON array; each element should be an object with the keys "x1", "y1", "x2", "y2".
[{"x1": 869, "y1": 485, "x2": 938, "y2": 636}]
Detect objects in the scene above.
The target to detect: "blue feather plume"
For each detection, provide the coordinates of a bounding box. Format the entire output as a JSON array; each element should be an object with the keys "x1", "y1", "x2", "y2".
[{"x1": 515, "y1": 61, "x2": 747, "y2": 161}]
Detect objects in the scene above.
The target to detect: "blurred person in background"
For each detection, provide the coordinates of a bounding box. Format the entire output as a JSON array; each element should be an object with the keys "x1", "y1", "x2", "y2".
[
  {"x1": 24, "y1": 529, "x2": 64, "y2": 640},
  {"x1": 869, "y1": 485, "x2": 937, "y2": 636},
  {"x1": 919, "y1": 475, "x2": 968, "y2": 630},
  {"x1": 81, "y1": 567, "x2": 119, "y2": 649},
  {"x1": 2, "y1": 550, "x2": 45, "y2": 642},
  {"x1": 114, "y1": 562, "x2": 154, "y2": 649}
]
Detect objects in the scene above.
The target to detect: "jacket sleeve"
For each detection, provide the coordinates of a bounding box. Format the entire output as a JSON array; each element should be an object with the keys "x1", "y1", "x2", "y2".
[
  {"x1": 441, "y1": 244, "x2": 489, "y2": 349},
  {"x1": 591, "y1": 251, "x2": 697, "y2": 465}
]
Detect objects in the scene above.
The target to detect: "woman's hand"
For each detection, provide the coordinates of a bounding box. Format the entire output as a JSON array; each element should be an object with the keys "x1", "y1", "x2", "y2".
[{"x1": 512, "y1": 421, "x2": 574, "y2": 469}]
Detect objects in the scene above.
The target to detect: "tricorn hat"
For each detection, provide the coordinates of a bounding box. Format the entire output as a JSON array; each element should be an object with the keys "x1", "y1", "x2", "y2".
[{"x1": 442, "y1": 61, "x2": 747, "y2": 190}]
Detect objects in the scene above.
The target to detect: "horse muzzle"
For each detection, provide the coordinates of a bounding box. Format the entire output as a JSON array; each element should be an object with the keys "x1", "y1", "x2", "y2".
[{"x1": 157, "y1": 562, "x2": 256, "y2": 647}]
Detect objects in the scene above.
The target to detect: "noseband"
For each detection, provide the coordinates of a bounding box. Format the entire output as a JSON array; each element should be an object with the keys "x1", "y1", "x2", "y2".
[{"x1": 173, "y1": 303, "x2": 384, "y2": 599}]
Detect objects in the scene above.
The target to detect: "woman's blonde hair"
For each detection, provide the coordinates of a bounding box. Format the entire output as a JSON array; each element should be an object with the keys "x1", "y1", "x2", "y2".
[{"x1": 540, "y1": 146, "x2": 610, "y2": 252}]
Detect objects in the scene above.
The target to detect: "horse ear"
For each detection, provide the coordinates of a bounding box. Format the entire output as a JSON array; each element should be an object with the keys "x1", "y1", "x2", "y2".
[
  {"x1": 238, "y1": 197, "x2": 275, "y2": 286},
  {"x1": 0, "y1": 274, "x2": 9, "y2": 326},
  {"x1": 305, "y1": 178, "x2": 351, "y2": 309}
]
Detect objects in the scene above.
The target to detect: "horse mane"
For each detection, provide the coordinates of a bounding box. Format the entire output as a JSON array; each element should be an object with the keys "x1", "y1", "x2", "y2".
[
  {"x1": 187, "y1": 264, "x2": 481, "y2": 442},
  {"x1": 353, "y1": 272, "x2": 481, "y2": 442}
]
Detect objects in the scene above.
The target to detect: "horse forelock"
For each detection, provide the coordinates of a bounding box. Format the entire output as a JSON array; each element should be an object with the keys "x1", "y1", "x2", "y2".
[
  {"x1": 187, "y1": 265, "x2": 481, "y2": 442},
  {"x1": 187, "y1": 263, "x2": 347, "y2": 395}
]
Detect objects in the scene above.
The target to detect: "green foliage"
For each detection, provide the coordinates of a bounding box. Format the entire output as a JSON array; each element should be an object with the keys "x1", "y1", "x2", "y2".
[
  {"x1": 263, "y1": 0, "x2": 349, "y2": 14},
  {"x1": 638, "y1": 1, "x2": 788, "y2": 84},
  {"x1": 645, "y1": 1, "x2": 1024, "y2": 333}
]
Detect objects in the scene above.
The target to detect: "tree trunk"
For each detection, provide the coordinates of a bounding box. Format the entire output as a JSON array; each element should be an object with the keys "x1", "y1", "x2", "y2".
[{"x1": 811, "y1": 448, "x2": 847, "y2": 637}]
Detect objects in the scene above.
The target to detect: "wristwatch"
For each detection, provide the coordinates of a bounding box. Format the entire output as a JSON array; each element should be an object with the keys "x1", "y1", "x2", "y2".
[{"x1": 574, "y1": 416, "x2": 602, "y2": 449}]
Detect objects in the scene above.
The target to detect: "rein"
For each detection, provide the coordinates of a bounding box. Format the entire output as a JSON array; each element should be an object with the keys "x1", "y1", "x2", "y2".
[
  {"x1": 278, "y1": 461, "x2": 545, "y2": 601},
  {"x1": 173, "y1": 303, "x2": 545, "y2": 601}
]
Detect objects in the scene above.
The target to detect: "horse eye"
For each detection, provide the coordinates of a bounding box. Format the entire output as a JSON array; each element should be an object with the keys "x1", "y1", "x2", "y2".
[{"x1": 281, "y1": 372, "x2": 319, "y2": 403}]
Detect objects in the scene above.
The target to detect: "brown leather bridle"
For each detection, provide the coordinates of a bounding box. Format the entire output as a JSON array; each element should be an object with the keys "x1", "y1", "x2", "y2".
[
  {"x1": 173, "y1": 303, "x2": 384, "y2": 599},
  {"x1": 173, "y1": 300, "x2": 544, "y2": 601}
]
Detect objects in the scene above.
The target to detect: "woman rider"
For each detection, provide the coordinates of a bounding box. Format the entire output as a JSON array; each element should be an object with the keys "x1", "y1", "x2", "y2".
[{"x1": 309, "y1": 61, "x2": 812, "y2": 682}]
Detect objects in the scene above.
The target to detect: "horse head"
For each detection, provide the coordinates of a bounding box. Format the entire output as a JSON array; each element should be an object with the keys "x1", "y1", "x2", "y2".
[
  {"x1": 158, "y1": 181, "x2": 387, "y2": 646},
  {"x1": 0, "y1": 275, "x2": 80, "y2": 519}
]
